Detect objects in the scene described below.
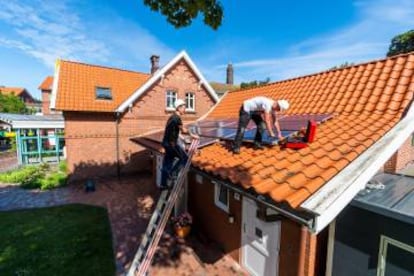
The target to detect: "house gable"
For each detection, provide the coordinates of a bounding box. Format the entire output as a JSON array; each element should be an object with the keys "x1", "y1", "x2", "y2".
[{"x1": 116, "y1": 50, "x2": 218, "y2": 113}]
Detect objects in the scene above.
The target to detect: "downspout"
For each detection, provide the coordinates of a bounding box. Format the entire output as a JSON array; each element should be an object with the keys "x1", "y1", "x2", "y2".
[
  {"x1": 297, "y1": 225, "x2": 308, "y2": 276},
  {"x1": 115, "y1": 112, "x2": 121, "y2": 180}
]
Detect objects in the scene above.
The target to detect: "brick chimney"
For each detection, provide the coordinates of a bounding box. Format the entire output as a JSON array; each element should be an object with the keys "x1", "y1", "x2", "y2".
[
  {"x1": 226, "y1": 63, "x2": 234, "y2": 85},
  {"x1": 150, "y1": 55, "x2": 160, "y2": 74}
]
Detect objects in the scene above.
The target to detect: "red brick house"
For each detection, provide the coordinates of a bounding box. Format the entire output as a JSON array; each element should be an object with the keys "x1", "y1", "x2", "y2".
[
  {"x1": 50, "y1": 51, "x2": 218, "y2": 180},
  {"x1": 0, "y1": 86, "x2": 40, "y2": 112},
  {"x1": 136, "y1": 52, "x2": 414, "y2": 275},
  {"x1": 38, "y1": 76, "x2": 60, "y2": 115}
]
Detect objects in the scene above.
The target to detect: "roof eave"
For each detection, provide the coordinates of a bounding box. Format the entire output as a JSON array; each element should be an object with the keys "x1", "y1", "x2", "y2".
[
  {"x1": 116, "y1": 50, "x2": 219, "y2": 113},
  {"x1": 301, "y1": 103, "x2": 414, "y2": 234}
]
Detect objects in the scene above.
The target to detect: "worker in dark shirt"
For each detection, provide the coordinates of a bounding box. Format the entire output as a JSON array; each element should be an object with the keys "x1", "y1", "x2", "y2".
[{"x1": 160, "y1": 99, "x2": 199, "y2": 190}]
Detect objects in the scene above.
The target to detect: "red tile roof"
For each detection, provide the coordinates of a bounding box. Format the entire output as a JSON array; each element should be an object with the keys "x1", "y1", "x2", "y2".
[
  {"x1": 0, "y1": 87, "x2": 25, "y2": 96},
  {"x1": 38, "y1": 76, "x2": 53, "y2": 90},
  {"x1": 54, "y1": 60, "x2": 150, "y2": 112},
  {"x1": 192, "y1": 53, "x2": 414, "y2": 209}
]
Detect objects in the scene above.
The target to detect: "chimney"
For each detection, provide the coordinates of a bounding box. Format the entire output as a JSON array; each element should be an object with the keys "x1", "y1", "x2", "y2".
[
  {"x1": 226, "y1": 63, "x2": 234, "y2": 85},
  {"x1": 150, "y1": 55, "x2": 160, "y2": 74}
]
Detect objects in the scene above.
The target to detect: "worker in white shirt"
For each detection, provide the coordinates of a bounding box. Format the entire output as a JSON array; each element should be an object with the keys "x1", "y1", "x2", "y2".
[{"x1": 232, "y1": 96, "x2": 289, "y2": 154}]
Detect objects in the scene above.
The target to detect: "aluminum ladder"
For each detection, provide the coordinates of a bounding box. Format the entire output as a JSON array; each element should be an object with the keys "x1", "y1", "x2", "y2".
[{"x1": 127, "y1": 138, "x2": 199, "y2": 276}]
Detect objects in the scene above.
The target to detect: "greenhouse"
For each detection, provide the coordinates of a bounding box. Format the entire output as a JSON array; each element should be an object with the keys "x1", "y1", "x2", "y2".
[{"x1": 0, "y1": 113, "x2": 65, "y2": 164}]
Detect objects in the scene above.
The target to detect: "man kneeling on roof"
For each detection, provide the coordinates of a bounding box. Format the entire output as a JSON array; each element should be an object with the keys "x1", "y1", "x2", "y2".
[
  {"x1": 232, "y1": 96, "x2": 289, "y2": 154},
  {"x1": 160, "y1": 99, "x2": 199, "y2": 190}
]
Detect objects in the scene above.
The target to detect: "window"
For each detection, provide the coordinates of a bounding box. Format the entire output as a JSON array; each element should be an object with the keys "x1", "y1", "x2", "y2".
[
  {"x1": 185, "y1": 92, "x2": 195, "y2": 111},
  {"x1": 166, "y1": 90, "x2": 177, "y2": 109},
  {"x1": 95, "y1": 87, "x2": 112, "y2": 100},
  {"x1": 214, "y1": 182, "x2": 229, "y2": 212}
]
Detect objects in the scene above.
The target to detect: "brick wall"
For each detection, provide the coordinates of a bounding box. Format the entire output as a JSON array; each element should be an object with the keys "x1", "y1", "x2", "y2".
[
  {"x1": 188, "y1": 172, "x2": 242, "y2": 262},
  {"x1": 64, "y1": 60, "x2": 215, "y2": 180},
  {"x1": 41, "y1": 90, "x2": 51, "y2": 115},
  {"x1": 383, "y1": 134, "x2": 414, "y2": 173}
]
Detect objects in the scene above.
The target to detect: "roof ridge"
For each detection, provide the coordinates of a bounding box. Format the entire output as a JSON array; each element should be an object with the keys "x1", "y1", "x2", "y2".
[
  {"x1": 59, "y1": 59, "x2": 150, "y2": 76},
  {"x1": 228, "y1": 51, "x2": 414, "y2": 94}
]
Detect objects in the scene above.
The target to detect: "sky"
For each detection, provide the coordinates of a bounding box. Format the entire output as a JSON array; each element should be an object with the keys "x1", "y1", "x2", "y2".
[{"x1": 0, "y1": 0, "x2": 413, "y2": 99}]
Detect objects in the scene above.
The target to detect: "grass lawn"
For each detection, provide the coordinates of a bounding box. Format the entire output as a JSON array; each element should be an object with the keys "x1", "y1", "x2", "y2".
[{"x1": 0, "y1": 204, "x2": 115, "y2": 276}]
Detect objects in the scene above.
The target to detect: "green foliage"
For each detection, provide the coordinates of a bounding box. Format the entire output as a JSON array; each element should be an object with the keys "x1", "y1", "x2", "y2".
[
  {"x1": 387, "y1": 29, "x2": 414, "y2": 57},
  {"x1": 58, "y1": 160, "x2": 68, "y2": 173},
  {"x1": 0, "y1": 161, "x2": 67, "y2": 189},
  {"x1": 240, "y1": 77, "x2": 271, "y2": 89},
  {"x1": 329, "y1": 62, "x2": 354, "y2": 70},
  {"x1": 0, "y1": 165, "x2": 39, "y2": 184},
  {"x1": 0, "y1": 93, "x2": 27, "y2": 113},
  {"x1": 143, "y1": 0, "x2": 224, "y2": 30},
  {"x1": 0, "y1": 205, "x2": 115, "y2": 276}
]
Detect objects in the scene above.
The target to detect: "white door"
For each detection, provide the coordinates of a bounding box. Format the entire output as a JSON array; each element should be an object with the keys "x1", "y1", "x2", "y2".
[
  {"x1": 155, "y1": 153, "x2": 163, "y2": 187},
  {"x1": 242, "y1": 197, "x2": 280, "y2": 276}
]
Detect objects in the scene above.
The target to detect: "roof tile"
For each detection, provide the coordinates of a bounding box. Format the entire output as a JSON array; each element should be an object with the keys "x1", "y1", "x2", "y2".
[{"x1": 192, "y1": 52, "x2": 414, "y2": 209}]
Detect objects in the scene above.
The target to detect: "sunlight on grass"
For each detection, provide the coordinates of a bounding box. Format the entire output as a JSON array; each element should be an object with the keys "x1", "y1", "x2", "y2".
[{"x1": 0, "y1": 204, "x2": 115, "y2": 276}]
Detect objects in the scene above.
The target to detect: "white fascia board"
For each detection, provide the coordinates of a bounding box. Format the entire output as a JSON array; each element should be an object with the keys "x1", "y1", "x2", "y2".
[
  {"x1": 50, "y1": 60, "x2": 61, "y2": 110},
  {"x1": 12, "y1": 121, "x2": 64, "y2": 129},
  {"x1": 116, "y1": 50, "x2": 219, "y2": 113},
  {"x1": 301, "y1": 103, "x2": 414, "y2": 234}
]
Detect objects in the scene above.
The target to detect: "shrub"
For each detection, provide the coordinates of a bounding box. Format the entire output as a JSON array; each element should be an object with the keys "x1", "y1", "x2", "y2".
[
  {"x1": 0, "y1": 166, "x2": 39, "y2": 184},
  {"x1": 0, "y1": 162, "x2": 67, "y2": 190},
  {"x1": 58, "y1": 160, "x2": 67, "y2": 173},
  {"x1": 39, "y1": 172, "x2": 67, "y2": 190}
]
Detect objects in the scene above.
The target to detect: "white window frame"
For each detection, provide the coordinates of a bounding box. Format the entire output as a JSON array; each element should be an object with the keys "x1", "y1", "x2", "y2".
[
  {"x1": 185, "y1": 92, "x2": 195, "y2": 111},
  {"x1": 214, "y1": 182, "x2": 229, "y2": 213},
  {"x1": 165, "y1": 90, "x2": 177, "y2": 111},
  {"x1": 377, "y1": 235, "x2": 414, "y2": 276}
]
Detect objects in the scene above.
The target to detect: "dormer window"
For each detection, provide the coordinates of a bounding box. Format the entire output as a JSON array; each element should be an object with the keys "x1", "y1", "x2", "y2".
[{"x1": 96, "y1": 87, "x2": 112, "y2": 100}]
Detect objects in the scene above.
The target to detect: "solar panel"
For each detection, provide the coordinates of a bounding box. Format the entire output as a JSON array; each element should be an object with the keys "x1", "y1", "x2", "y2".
[{"x1": 135, "y1": 113, "x2": 334, "y2": 149}]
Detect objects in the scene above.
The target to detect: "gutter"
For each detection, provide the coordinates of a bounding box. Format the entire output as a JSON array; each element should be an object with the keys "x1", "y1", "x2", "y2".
[
  {"x1": 301, "y1": 102, "x2": 414, "y2": 234},
  {"x1": 192, "y1": 167, "x2": 315, "y2": 227}
]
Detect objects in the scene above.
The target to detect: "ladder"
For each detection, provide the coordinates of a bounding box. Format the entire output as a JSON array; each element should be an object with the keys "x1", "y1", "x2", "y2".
[{"x1": 127, "y1": 138, "x2": 200, "y2": 276}]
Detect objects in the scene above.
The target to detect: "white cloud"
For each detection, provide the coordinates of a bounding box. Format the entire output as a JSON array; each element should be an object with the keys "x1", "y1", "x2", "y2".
[{"x1": 0, "y1": 0, "x2": 174, "y2": 70}]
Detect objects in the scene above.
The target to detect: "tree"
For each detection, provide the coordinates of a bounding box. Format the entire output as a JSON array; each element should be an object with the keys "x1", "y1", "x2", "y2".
[
  {"x1": 329, "y1": 62, "x2": 354, "y2": 70},
  {"x1": 143, "y1": 0, "x2": 224, "y2": 30},
  {"x1": 0, "y1": 93, "x2": 27, "y2": 113},
  {"x1": 387, "y1": 30, "x2": 414, "y2": 57},
  {"x1": 240, "y1": 78, "x2": 270, "y2": 89}
]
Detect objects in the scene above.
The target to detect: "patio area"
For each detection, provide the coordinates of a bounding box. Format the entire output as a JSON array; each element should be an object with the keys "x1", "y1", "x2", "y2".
[{"x1": 0, "y1": 172, "x2": 247, "y2": 275}]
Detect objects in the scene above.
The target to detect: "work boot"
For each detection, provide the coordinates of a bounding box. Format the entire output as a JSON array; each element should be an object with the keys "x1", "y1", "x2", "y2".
[
  {"x1": 232, "y1": 147, "x2": 240, "y2": 154},
  {"x1": 253, "y1": 142, "x2": 264, "y2": 150}
]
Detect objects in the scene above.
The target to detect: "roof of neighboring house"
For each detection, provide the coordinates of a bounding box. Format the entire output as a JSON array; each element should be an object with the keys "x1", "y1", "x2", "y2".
[
  {"x1": 0, "y1": 113, "x2": 64, "y2": 129},
  {"x1": 210, "y1": 82, "x2": 240, "y2": 96},
  {"x1": 352, "y1": 173, "x2": 414, "y2": 225},
  {"x1": 52, "y1": 60, "x2": 150, "y2": 112},
  {"x1": 38, "y1": 76, "x2": 54, "y2": 90},
  {"x1": 0, "y1": 87, "x2": 26, "y2": 96},
  {"x1": 192, "y1": 52, "x2": 414, "y2": 210}
]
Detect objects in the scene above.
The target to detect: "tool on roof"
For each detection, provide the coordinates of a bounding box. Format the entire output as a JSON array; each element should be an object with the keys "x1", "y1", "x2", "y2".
[
  {"x1": 127, "y1": 138, "x2": 200, "y2": 276},
  {"x1": 279, "y1": 120, "x2": 317, "y2": 149}
]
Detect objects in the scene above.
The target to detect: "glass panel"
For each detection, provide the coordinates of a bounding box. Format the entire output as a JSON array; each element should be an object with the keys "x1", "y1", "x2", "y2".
[
  {"x1": 95, "y1": 87, "x2": 112, "y2": 100},
  {"x1": 166, "y1": 91, "x2": 177, "y2": 108},
  {"x1": 219, "y1": 185, "x2": 228, "y2": 205},
  {"x1": 186, "y1": 92, "x2": 195, "y2": 110},
  {"x1": 385, "y1": 243, "x2": 414, "y2": 276}
]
